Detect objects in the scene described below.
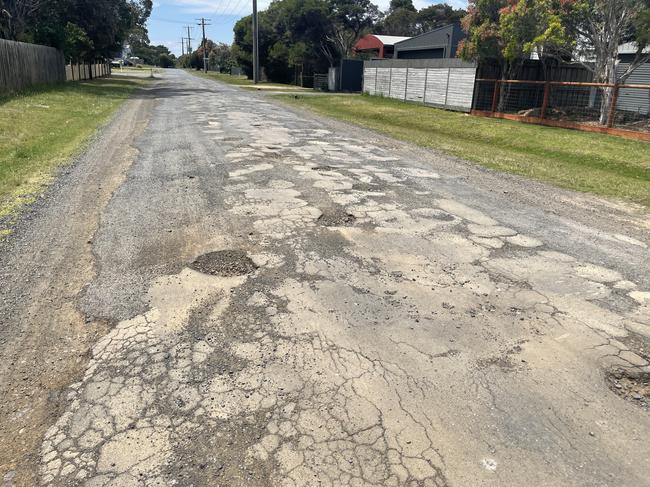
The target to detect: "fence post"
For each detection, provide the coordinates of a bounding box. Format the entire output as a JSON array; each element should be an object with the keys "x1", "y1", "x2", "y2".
[
  {"x1": 423, "y1": 67, "x2": 429, "y2": 105},
  {"x1": 388, "y1": 67, "x2": 393, "y2": 97},
  {"x1": 606, "y1": 84, "x2": 620, "y2": 128},
  {"x1": 540, "y1": 82, "x2": 550, "y2": 119},
  {"x1": 444, "y1": 68, "x2": 451, "y2": 107},
  {"x1": 374, "y1": 67, "x2": 378, "y2": 94},
  {"x1": 491, "y1": 80, "x2": 501, "y2": 113},
  {"x1": 404, "y1": 67, "x2": 409, "y2": 101}
]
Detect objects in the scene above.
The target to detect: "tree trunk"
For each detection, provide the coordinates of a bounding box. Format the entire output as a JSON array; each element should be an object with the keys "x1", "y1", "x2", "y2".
[{"x1": 598, "y1": 58, "x2": 617, "y2": 125}]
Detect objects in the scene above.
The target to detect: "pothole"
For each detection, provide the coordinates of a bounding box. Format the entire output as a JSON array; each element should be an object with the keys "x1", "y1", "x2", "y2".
[
  {"x1": 189, "y1": 250, "x2": 257, "y2": 276},
  {"x1": 317, "y1": 208, "x2": 357, "y2": 227},
  {"x1": 608, "y1": 368, "x2": 649, "y2": 409},
  {"x1": 312, "y1": 165, "x2": 337, "y2": 172},
  {"x1": 352, "y1": 182, "x2": 384, "y2": 192}
]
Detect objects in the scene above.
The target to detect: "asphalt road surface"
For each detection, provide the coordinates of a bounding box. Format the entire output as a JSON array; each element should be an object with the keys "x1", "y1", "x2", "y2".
[{"x1": 1, "y1": 70, "x2": 649, "y2": 487}]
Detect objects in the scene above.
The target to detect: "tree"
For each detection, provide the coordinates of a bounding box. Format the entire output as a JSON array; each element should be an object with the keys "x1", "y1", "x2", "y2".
[
  {"x1": 377, "y1": 0, "x2": 417, "y2": 36},
  {"x1": 416, "y1": 3, "x2": 465, "y2": 34},
  {"x1": 158, "y1": 52, "x2": 175, "y2": 68},
  {"x1": 234, "y1": 0, "x2": 334, "y2": 82},
  {"x1": 1, "y1": 0, "x2": 152, "y2": 62},
  {"x1": 499, "y1": 0, "x2": 573, "y2": 78},
  {"x1": 207, "y1": 42, "x2": 235, "y2": 72},
  {"x1": 563, "y1": 0, "x2": 650, "y2": 122},
  {"x1": 63, "y1": 21, "x2": 93, "y2": 61},
  {"x1": 458, "y1": 0, "x2": 509, "y2": 67},
  {"x1": 130, "y1": 41, "x2": 176, "y2": 66},
  {"x1": 460, "y1": 0, "x2": 650, "y2": 124},
  {"x1": 326, "y1": 0, "x2": 379, "y2": 60},
  {"x1": 0, "y1": 0, "x2": 40, "y2": 40}
]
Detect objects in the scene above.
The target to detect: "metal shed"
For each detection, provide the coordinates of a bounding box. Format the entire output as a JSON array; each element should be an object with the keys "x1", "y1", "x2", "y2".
[{"x1": 394, "y1": 23, "x2": 466, "y2": 60}]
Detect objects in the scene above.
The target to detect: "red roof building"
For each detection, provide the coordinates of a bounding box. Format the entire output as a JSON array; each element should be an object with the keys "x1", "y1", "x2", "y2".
[{"x1": 353, "y1": 34, "x2": 411, "y2": 59}]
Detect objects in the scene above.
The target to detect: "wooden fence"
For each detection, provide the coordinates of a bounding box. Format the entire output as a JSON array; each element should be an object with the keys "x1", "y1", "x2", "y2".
[
  {"x1": 65, "y1": 62, "x2": 111, "y2": 81},
  {"x1": 0, "y1": 38, "x2": 66, "y2": 92},
  {"x1": 1, "y1": 39, "x2": 111, "y2": 92}
]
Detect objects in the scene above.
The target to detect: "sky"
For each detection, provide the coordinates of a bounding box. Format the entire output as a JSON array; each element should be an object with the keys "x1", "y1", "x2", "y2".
[{"x1": 148, "y1": 0, "x2": 468, "y2": 56}]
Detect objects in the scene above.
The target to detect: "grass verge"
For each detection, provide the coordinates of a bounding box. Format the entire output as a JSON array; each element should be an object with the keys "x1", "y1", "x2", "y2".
[
  {"x1": 0, "y1": 77, "x2": 146, "y2": 220},
  {"x1": 190, "y1": 70, "x2": 311, "y2": 91},
  {"x1": 278, "y1": 93, "x2": 650, "y2": 208}
]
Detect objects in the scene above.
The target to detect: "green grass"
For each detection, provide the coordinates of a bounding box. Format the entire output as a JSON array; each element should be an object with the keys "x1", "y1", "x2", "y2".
[
  {"x1": 190, "y1": 70, "x2": 311, "y2": 91},
  {"x1": 277, "y1": 93, "x2": 650, "y2": 208},
  {"x1": 0, "y1": 77, "x2": 146, "y2": 219}
]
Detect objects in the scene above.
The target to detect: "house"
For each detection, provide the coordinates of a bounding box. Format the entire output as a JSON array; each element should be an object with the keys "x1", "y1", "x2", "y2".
[
  {"x1": 353, "y1": 35, "x2": 411, "y2": 59},
  {"x1": 394, "y1": 23, "x2": 466, "y2": 60}
]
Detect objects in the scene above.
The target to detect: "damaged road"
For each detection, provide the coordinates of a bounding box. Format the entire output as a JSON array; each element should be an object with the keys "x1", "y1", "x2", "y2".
[{"x1": 1, "y1": 69, "x2": 649, "y2": 486}]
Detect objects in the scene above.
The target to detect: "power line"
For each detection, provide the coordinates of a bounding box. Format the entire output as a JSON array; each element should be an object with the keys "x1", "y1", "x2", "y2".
[{"x1": 211, "y1": 0, "x2": 252, "y2": 25}]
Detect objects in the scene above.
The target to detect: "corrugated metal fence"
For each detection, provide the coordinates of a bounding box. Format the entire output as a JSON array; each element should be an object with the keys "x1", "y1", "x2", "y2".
[
  {"x1": 617, "y1": 63, "x2": 650, "y2": 115},
  {"x1": 0, "y1": 39, "x2": 66, "y2": 92},
  {"x1": 363, "y1": 59, "x2": 477, "y2": 112}
]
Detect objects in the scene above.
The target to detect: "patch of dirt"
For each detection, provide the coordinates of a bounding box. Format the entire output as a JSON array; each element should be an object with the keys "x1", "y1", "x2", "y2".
[
  {"x1": 190, "y1": 250, "x2": 257, "y2": 276},
  {"x1": 317, "y1": 208, "x2": 357, "y2": 227},
  {"x1": 608, "y1": 369, "x2": 650, "y2": 409}
]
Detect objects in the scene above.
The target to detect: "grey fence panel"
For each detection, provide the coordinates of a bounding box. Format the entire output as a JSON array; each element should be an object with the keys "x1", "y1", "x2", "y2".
[
  {"x1": 363, "y1": 59, "x2": 477, "y2": 112},
  {"x1": 446, "y1": 68, "x2": 477, "y2": 111},
  {"x1": 363, "y1": 67, "x2": 376, "y2": 94},
  {"x1": 406, "y1": 68, "x2": 426, "y2": 102},
  {"x1": 389, "y1": 68, "x2": 407, "y2": 100},
  {"x1": 0, "y1": 39, "x2": 65, "y2": 92},
  {"x1": 424, "y1": 68, "x2": 448, "y2": 106},
  {"x1": 376, "y1": 68, "x2": 391, "y2": 97}
]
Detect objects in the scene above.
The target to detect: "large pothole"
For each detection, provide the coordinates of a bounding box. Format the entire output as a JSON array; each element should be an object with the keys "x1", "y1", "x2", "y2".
[
  {"x1": 190, "y1": 250, "x2": 257, "y2": 277},
  {"x1": 317, "y1": 208, "x2": 357, "y2": 227},
  {"x1": 608, "y1": 368, "x2": 649, "y2": 409}
]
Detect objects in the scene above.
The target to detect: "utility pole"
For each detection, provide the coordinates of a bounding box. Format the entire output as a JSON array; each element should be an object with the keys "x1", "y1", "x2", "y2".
[
  {"x1": 252, "y1": 0, "x2": 259, "y2": 83},
  {"x1": 185, "y1": 25, "x2": 194, "y2": 53},
  {"x1": 181, "y1": 37, "x2": 185, "y2": 57},
  {"x1": 196, "y1": 17, "x2": 211, "y2": 73}
]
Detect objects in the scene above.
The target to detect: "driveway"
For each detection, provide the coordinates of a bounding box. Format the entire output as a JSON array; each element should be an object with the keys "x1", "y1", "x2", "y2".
[{"x1": 1, "y1": 69, "x2": 649, "y2": 487}]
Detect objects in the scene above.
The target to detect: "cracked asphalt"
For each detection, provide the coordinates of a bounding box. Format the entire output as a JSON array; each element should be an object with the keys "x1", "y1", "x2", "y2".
[{"x1": 1, "y1": 69, "x2": 650, "y2": 487}]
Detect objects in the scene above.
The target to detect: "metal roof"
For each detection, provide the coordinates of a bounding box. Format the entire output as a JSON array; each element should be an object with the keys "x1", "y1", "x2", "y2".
[
  {"x1": 619, "y1": 42, "x2": 650, "y2": 55},
  {"x1": 371, "y1": 35, "x2": 411, "y2": 46}
]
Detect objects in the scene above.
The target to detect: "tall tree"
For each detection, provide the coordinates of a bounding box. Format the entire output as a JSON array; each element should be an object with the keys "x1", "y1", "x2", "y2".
[
  {"x1": 458, "y1": 0, "x2": 509, "y2": 68},
  {"x1": 326, "y1": 0, "x2": 379, "y2": 60},
  {"x1": 416, "y1": 3, "x2": 465, "y2": 34},
  {"x1": 0, "y1": 0, "x2": 40, "y2": 40},
  {"x1": 377, "y1": 0, "x2": 417, "y2": 36},
  {"x1": 1, "y1": 0, "x2": 152, "y2": 61},
  {"x1": 499, "y1": 0, "x2": 573, "y2": 76}
]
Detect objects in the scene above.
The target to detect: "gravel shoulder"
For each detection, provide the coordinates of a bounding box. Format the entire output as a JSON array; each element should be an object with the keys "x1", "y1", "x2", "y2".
[{"x1": 0, "y1": 85, "x2": 155, "y2": 486}]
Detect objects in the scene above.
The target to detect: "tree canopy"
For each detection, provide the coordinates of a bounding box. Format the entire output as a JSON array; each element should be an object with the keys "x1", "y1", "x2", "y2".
[
  {"x1": 460, "y1": 0, "x2": 650, "y2": 81},
  {"x1": 0, "y1": 0, "x2": 152, "y2": 60},
  {"x1": 180, "y1": 40, "x2": 235, "y2": 72},
  {"x1": 232, "y1": 0, "x2": 464, "y2": 83},
  {"x1": 376, "y1": 1, "x2": 466, "y2": 36}
]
